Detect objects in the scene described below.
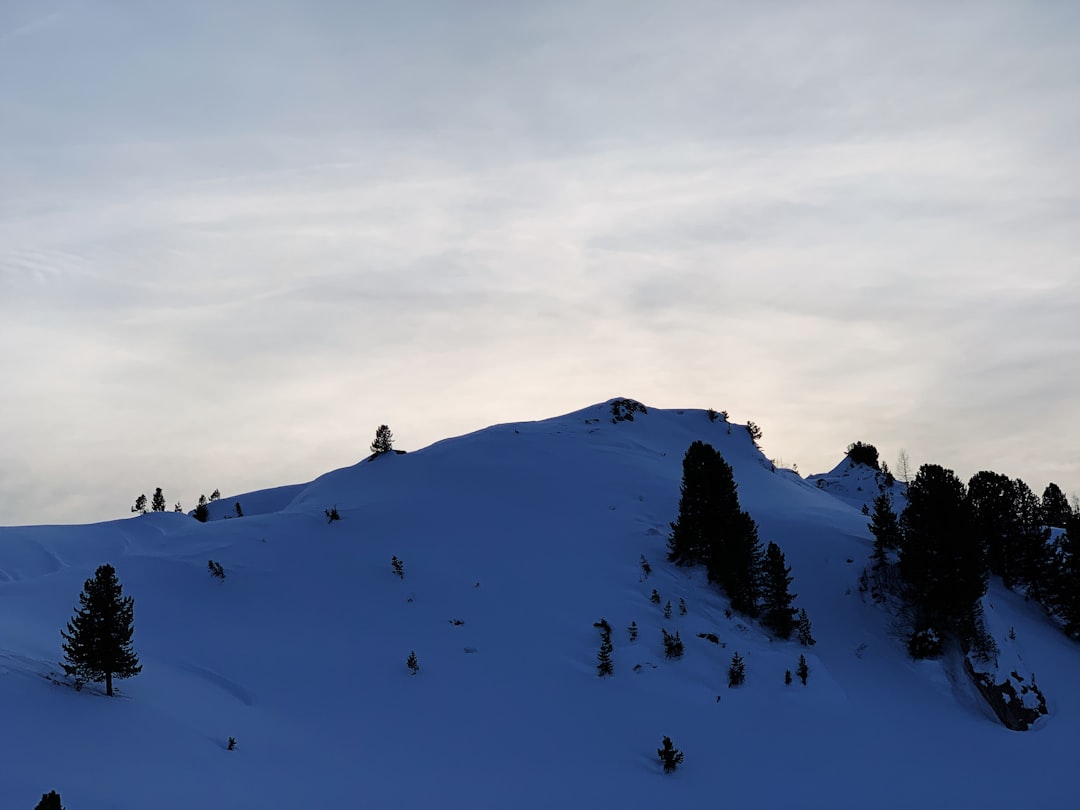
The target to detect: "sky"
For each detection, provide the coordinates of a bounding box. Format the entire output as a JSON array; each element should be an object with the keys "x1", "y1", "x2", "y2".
[{"x1": 1, "y1": 0, "x2": 1078, "y2": 526}]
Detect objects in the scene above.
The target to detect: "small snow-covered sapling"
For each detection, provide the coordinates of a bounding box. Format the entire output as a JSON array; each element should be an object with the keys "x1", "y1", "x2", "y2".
[
  {"x1": 227, "y1": 736, "x2": 236, "y2": 751},
  {"x1": 657, "y1": 736, "x2": 684, "y2": 773},
  {"x1": 407, "y1": 650, "x2": 420, "y2": 675},
  {"x1": 392, "y1": 555, "x2": 404, "y2": 579}
]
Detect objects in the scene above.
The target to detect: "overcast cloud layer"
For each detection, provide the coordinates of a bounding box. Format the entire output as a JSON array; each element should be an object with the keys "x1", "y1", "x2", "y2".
[{"x1": 2, "y1": 0, "x2": 1078, "y2": 525}]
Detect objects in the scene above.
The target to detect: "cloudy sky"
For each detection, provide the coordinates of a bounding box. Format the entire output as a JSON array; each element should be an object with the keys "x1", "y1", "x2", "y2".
[{"x1": 2, "y1": 0, "x2": 1078, "y2": 525}]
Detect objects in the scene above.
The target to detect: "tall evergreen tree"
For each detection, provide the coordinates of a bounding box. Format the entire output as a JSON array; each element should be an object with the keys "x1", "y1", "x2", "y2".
[
  {"x1": 61, "y1": 564, "x2": 142, "y2": 696},
  {"x1": 712, "y1": 509, "x2": 763, "y2": 617},
  {"x1": 899, "y1": 464, "x2": 986, "y2": 653},
  {"x1": 597, "y1": 628, "x2": 614, "y2": 677},
  {"x1": 760, "y1": 542, "x2": 797, "y2": 639},
  {"x1": 1042, "y1": 483, "x2": 1072, "y2": 528},
  {"x1": 150, "y1": 487, "x2": 166, "y2": 513},
  {"x1": 193, "y1": 494, "x2": 209, "y2": 523},
  {"x1": 868, "y1": 492, "x2": 901, "y2": 570},
  {"x1": 796, "y1": 608, "x2": 816, "y2": 647},
  {"x1": 1046, "y1": 514, "x2": 1080, "y2": 638},
  {"x1": 131, "y1": 494, "x2": 147, "y2": 515}
]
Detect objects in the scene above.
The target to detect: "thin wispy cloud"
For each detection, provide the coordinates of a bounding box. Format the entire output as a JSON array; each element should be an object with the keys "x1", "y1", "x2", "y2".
[{"x1": 1, "y1": 0, "x2": 1078, "y2": 524}]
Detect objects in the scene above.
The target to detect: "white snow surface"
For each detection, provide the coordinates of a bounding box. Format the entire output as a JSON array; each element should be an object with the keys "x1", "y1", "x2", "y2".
[{"x1": 1, "y1": 401, "x2": 1078, "y2": 809}]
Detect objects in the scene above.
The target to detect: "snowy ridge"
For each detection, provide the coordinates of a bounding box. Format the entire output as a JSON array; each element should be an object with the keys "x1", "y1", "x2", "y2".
[{"x1": 1, "y1": 400, "x2": 1078, "y2": 809}]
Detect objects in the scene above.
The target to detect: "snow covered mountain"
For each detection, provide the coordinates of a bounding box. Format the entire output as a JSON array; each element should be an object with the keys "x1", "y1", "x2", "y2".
[{"x1": 2, "y1": 400, "x2": 1077, "y2": 809}]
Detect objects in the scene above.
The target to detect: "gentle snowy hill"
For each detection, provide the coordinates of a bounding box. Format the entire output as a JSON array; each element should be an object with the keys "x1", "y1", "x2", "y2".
[{"x1": 2, "y1": 400, "x2": 1078, "y2": 809}]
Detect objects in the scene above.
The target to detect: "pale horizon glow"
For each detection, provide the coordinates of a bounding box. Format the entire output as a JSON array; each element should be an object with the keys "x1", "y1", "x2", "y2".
[{"x1": 2, "y1": 0, "x2": 1078, "y2": 525}]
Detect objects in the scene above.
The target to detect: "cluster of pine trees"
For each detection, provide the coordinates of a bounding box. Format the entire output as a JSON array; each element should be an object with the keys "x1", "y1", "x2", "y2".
[
  {"x1": 667, "y1": 441, "x2": 811, "y2": 641},
  {"x1": 865, "y1": 454, "x2": 1080, "y2": 656}
]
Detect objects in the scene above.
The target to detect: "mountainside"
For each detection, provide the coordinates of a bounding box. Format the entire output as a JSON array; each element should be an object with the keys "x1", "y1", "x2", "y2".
[{"x1": 2, "y1": 400, "x2": 1078, "y2": 809}]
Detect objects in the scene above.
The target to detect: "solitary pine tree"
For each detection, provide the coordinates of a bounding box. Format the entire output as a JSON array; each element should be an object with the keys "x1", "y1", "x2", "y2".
[
  {"x1": 151, "y1": 487, "x2": 166, "y2": 513},
  {"x1": 728, "y1": 651, "x2": 745, "y2": 687},
  {"x1": 371, "y1": 424, "x2": 394, "y2": 455},
  {"x1": 35, "y1": 791, "x2": 64, "y2": 810},
  {"x1": 628, "y1": 621, "x2": 638, "y2": 642},
  {"x1": 597, "y1": 629, "x2": 614, "y2": 677},
  {"x1": 760, "y1": 542, "x2": 797, "y2": 639},
  {"x1": 61, "y1": 564, "x2": 141, "y2": 696},
  {"x1": 657, "y1": 736, "x2": 684, "y2": 773},
  {"x1": 796, "y1": 654, "x2": 809, "y2": 685},
  {"x1": 131, "y1": 494, "x2": 147, "y2": 515},
  {"x1": 193, "y1": 494, "x2": 209, "y2": 523},
  {"x1": 407, "y1": 650, "x2": 419, "y2": 675}
]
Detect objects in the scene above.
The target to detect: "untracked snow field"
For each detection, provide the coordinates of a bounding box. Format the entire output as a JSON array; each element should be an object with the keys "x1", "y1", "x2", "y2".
[{"x1": 2, "y1": 402, "x2": 1078, "y2": 808}]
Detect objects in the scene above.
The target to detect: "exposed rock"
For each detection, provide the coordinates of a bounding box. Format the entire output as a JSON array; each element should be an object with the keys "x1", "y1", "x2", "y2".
[{"x1": 964, "y1": 658, "x2": 1048, "y2": 731}]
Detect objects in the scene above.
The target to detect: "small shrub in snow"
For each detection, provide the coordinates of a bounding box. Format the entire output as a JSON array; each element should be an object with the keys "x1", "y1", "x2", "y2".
[
  {"x1": 227, "y1": 736, "x2": 236, "y2": 751},
  {"x1": 664, "y1": 600, "x2": 673, "y2": 619},
  {"x1": 727, "y1": 652, "x2": 745, "y2": 687},
  {"x1": 407, "y1": 650, "x2": 420, "y2": 675},
  {"x1": 207, "y1": 560, "x2": 225, "y2": 580},
  {"x1": 392, "y1": 555, "x2": 404, "y2": 579},
  {"x1": 325, "y1": 506, "x2": 341, "y2": 524},
  {"x1": 707, "y1": 408, "x2": 719, "y2": 422},
  {"x1": 639, "y1": 554, "x2": 651, "y2": 579},
  {"x1": 785, "y1": 669, "x2": 792, "y2": 685},
  {"x1": 679, "y1": 597, "x2": 687, "y2": 616},
  {"x1": 650, "y1": 589, "x2": 661, "y2": 604},
  {"x1": 746, "y1": 421, "x2": 763, "y2": 447},
  {"x1": 628, "y1": 621, "x2": 638, "y2": 642},
  {"x1": 796, "y1": 654, "x2": 809, "y2": 685},
  {"x1": 657, "y1": 736, "x2": 684, "y2": 773},
  {"x1": 234, "y1": 502, "x2": 243, "y2": 518},
  {"x1": 210, "y1": 489, "x2": 221, "y2": 501},
  {"x1": 35, "y1": 790, "x2": 64, "y2": 810}
]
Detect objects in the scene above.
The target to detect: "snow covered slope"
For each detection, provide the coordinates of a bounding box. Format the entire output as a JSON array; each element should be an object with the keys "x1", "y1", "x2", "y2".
[{"x1": 1, "y1": 400, "x2": 1078, "y2": 809}]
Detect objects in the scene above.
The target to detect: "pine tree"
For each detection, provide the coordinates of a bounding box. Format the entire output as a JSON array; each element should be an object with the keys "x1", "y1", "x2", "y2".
[
  {"x1": 173, "y1": 501, "x2": 183, "y2": 513},
  {"x1": 628, "y1": 621, "x2": 638, "y2": 642},
  {"x1": 679, "y1": 597, "x2": 687, "y2": 616},
  {"x1": 796, "y1": 654, "x2": 809, "y2": 685},
  {"x1": 1042, "y1": 483, "x2": 1072, "y2": 528},
  {"x1": 784, "y1": 669, "x2": 792, "y2": 685},
  {"x1": 796, "y1": 609, "x2": 816, "y2": 647},
  {"x1": 639, "y1": 555, "x2": 651, "y2": 579},
  {"x1": 664, "y1": 600, "x2": 672, "y2": 619},
  {"x1": 234, "y1": 502, "x2": 243, "y2": 518},
  {"x1": 151, "y1": 487, "x2": 166, "y2": 513},
  {"x1": 597, "y1": 628, "x2": 614, "y2": 677},
  {"x1": 207, "y1": 560, "x2": 225, "y2": 580},
  {"x1": 131, "y1": 494, "x2": 147, "y2": 515},
  {"x1": 392, "y1": 556, "x2": 404, "y2": 579},
  {"x1": 745, "y1": 421, "x2": 763, "y2": 448},
  {"x1": 727, "y1": 651, "x2": 745, "y2": 687},
  {"x1": 227, "y1": 736, "x2": 237, "y2": 750},
  {"x1": 210, "y1": 489, "x2": 221, "y2": 501},
  {"x1": 662, "y1": 629, "x2": 684, "y2": 660},
  {"x1": 193, "y1": 494, "x2": 209, "y2": 523},
  {"x1": 371, "y1": 424, "x2": 394, "y2": 455},
  {"x1": 760, "y1": 542, "x2": 797, "y2": 639},
  {"x1": 61, "y1": 564, "x2": 141, "y2": 696},
  {"x1": 657, "y1": 736, "x2": 684, "y2": 773},
  {"x1": 668, "y1": 441, "x2": 730, "y2": 567},
  {"x1": 868, "y1": 492, "x2": 901, "y2": 570},
  {"x1": 35, "y1": 791, "x2": 64, "y2": 810},
  {"x1": 325, "y1": 506, "x2": 341, "y2": 523},
  {"x1": 899, "y1": 464, "x2": 986, "y2": 653},
  {"x1": 407, "y1": 650, "x2": 419, "y2": 675},
  {"x1": 650, "y1": 589, "x2": 661, "y2": 604}
]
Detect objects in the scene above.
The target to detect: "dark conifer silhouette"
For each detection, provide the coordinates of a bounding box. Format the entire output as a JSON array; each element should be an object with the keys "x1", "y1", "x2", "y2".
[
  {"x1": 760, "y1": 542, "x2": 797, "y2": 639},
  {"x1": 35, "y1": 791, "x2": 64, "y2": 810},
  {"x1": 371, "y1": 424, "x2": 394, "y2": 455},
  {"x1": 392, "y1": 556, "x2": 404, "y2": 579},
  {"x1": 597, "y1": 627, "x2": 614, "y2": 677},
  {"x1": 1042, "y1": 483, "x2": 1072, "y2": 528},
  {"x1": 796, "y1": 609, "x2": 816, "y2": 647},
  {"x1": 61, "y1": 564, "x2": 141, "y2": 696},
  {"x1": 407, "y1": 650, "x2": 419, "y2": 675},
  {"x1": 657, "y1": 736, "x2": 684, "y2": 773},
  {"x1": 193, "y1": 494, "x2": 209, "y2": 523},
  {"x1": 796, "y1": 654, "x2": 809, "y2": 685},
  {"x1": 727, "y1": 651, "x2": 745, "y2": 687},
  {"x1": 868, "y1": 492, "x2": 901, "y2": 570},
  {"x1": 151, "y1": 487, "x2": 166, "y2": 513},
  {"x1": 131, "y1": 494, "x2": 147, "y2": 515},
  {"x1": 628, "y1": 621, "x2": 638, "y2": 642}
]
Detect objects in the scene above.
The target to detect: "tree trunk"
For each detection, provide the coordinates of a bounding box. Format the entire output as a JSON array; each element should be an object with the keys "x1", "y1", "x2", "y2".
[{"x1": 106, "y1": 671, "x2": 113, "y2": 697}]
